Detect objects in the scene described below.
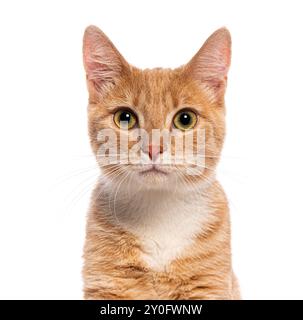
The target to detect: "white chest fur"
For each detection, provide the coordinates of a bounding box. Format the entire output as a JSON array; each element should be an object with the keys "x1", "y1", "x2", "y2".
[
  {"x1": 139, "y1": 199, "x2": 211, "y2": 271},
  {"x1": 111, "y1": 189, "x2": 212, "y2": 271}
]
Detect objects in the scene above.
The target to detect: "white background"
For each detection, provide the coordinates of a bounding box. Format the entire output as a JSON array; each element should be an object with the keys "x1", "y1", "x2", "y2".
[{"x1": 0, "y1": 0, "x2": 302, "y2": 299}]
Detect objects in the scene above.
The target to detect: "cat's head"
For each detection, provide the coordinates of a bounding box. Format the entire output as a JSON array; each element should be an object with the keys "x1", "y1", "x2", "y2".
[{"x1": 83, "y1": 26, "x2": 231, "y2": 193}]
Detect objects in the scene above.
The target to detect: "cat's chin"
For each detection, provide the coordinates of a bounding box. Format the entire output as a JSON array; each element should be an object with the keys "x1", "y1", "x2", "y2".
[
  {"x1": 139, "y1": 167, "x2": 169, "y2": 176},
  {"x1": 137, "y1": 168, "x2": 170, "y2": 186},
  {"x1": 132, "y1": 164, "x2": 172, "y2": 184}
]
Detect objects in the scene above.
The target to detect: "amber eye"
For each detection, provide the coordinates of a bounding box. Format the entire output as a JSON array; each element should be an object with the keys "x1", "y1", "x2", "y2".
[
  {"x1": 173, "y1": 110, "x2": 197, "y2": 131},
  {"x1": 113, "y1": 109, "x2": 137, "y2": 129}
]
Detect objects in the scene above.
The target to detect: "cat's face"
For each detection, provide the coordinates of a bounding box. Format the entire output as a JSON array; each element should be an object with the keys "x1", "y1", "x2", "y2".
[{"x1": 83, "y1": 26, "x2": 231, "y2": 192}]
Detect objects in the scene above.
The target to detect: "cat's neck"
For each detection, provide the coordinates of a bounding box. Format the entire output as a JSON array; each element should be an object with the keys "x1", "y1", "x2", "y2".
[
  {"x1": 100, "y1": 178, "x2": 219, "y2": 270},
  {"x1": 94, "y1": 176, "x2": 223, "y2": 271},
  {"x1": 96, "y1": 175, "x2": 216, "y2": 232}
]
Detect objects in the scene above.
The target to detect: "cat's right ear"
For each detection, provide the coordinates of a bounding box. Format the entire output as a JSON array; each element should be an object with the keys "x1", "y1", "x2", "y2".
[
  {"x1": 83, "y1": 25, "x2": 129, "y2": 96},
  {"x1": 184, "y1": 27, "x2": 231, "y2": 100}
]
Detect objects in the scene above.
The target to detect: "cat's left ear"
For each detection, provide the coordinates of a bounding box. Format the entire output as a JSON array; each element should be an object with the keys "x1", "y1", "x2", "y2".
[
  {"x1": 184, "y1": 27, "x2": 231, "y2": 99},
  {"x1": 83, "y1": 25, "x2": 129, "y2": 96}
]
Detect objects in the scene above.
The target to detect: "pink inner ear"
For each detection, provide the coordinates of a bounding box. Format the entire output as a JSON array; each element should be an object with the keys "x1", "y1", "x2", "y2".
[
  {"x1": 86, "y1": 57, "x2": 118, "y2": 83},
  {"x1": 85, "y1": 59, "x2": 116, "y2": 91},
  {"x1": 83, "y1": 26, "x2": 125, "y2": 94},
  {"x1": 187, "y1": 28, "x2": 231, "y2": 96},
  {"x1": 206, "y1": 77, "x2": 227, "y2": 91}
]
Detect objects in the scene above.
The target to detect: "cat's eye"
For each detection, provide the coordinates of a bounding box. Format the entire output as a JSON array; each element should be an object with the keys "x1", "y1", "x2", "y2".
[
  {"x1": 173, "y1": 110, "x2": 197, "y2": 131},
  {"x1": 113, "y1": 109, "x2": 138, "y2": 130}
]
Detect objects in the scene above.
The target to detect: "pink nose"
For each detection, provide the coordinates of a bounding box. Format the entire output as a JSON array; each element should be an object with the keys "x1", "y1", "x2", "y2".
[{"x1": 148, "y1": 144, "x2": 163, "y2": 160}]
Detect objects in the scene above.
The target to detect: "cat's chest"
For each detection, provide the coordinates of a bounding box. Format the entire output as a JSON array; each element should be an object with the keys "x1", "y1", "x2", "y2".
[{"x1": 123, "y1": 197, "x2": 211, "y2": 272}]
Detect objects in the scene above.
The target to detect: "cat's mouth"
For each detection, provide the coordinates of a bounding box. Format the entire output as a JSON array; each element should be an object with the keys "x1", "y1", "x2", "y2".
[{"x1": 139, "y1": 165, "x2": 169, "y2": 176}]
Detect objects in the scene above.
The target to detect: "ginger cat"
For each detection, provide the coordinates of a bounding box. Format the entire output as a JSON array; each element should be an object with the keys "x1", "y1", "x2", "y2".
[{"x1": 82, "y1": 25, "x2": 240, "y2": 300}]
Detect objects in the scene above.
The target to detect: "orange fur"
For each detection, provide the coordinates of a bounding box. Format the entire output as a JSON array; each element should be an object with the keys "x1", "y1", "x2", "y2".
[{"x1": 82, "y1": 25, "x2": 240, "y2": 300}]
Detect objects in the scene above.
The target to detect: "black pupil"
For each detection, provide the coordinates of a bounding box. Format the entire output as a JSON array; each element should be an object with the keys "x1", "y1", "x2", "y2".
[
  {"x1": 120, "y1": 112, "x2": 131, "y2": 122},
  {"x1": 179, "y1": 113, "x2": 191, "y2": 126}
]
